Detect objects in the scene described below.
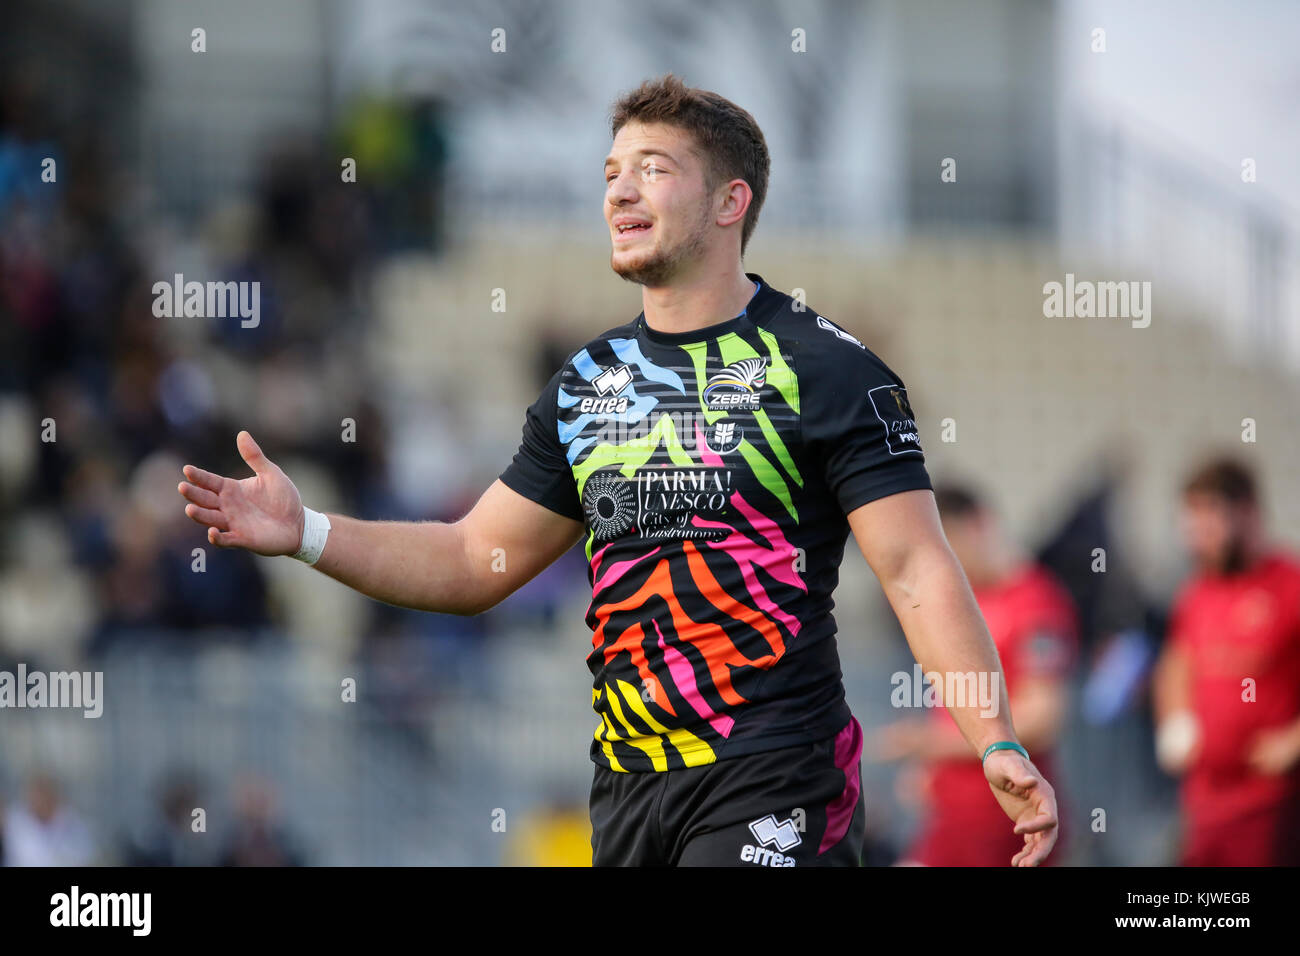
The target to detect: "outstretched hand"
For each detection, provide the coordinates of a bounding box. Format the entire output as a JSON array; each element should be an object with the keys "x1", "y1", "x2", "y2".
[
  {"x1": 177, "y1": 430, "x2": 304, "y2": 556},
  {"x1": 984, "y1": 751, "x2": 1059, "y2": 866}
]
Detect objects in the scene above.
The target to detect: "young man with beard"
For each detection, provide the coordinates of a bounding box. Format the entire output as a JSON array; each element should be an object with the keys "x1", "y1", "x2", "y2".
[
  {"x1": 178, "y1": 74, "x2": 1059, "y2": 866},
  {"x1": 1154, "y1": 457, "x2": 1300, "y2": 866}
]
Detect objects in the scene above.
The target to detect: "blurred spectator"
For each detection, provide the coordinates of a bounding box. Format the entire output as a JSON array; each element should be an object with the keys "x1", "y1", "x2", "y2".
[
  {"x1": 1153, "y1": 456, "x2": 1300, "y2": 866},
  {"x1": 335, "y1": 95, "x2": 449, "y2": 256},
  {"x1": 218, "y1": 774, "x2": 307, "y2": 867},
  {"x1": 869, "y1": 484, "x2": 1078, "y2": 866},
  {"x1": 122, "y1": 770, "x2": 210, "y2": 867},
  {"x1": 2, "y1": 771, "x2": 95, "y2": 866}
]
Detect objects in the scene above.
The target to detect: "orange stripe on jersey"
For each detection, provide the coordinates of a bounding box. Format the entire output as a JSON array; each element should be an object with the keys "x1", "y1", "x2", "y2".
[
  {"x1": 683, "y1": 539, "x2": 787, "y2": 659},
  {"x1": 597, "y1": 620, "x2": 677, "y2": 718}
]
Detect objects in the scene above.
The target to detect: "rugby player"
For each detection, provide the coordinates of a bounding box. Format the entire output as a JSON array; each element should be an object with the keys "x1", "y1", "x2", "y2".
[
  {"x1": 1154, "y1": 457, "x2": 1300, "y2": 866},
  {"x1": 177, "y1": 74, "x2": 1059, "y2": 867}
]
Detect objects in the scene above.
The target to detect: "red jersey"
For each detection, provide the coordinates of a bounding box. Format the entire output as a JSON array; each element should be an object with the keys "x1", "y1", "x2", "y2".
[
  {"x1": 905, "y1": 563, "x2": 1077, "y2": 866},
  {"x1": 1169, "y1": 550, "x2": 1300, "y2": 829}
]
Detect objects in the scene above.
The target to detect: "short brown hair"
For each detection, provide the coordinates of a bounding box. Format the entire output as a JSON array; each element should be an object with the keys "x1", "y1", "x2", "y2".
[
  {"x1": 610, "y1": 74, "x2": 770, "y2": 254},
  {"x1": 1183, "y1": 456, "x2": 1258, "y2": 506}
]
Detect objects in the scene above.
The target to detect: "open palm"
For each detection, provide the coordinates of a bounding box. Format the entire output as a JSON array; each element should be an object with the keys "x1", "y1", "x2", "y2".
[{"x1": 177, "y1": 430, "x2": 304, "y2": 556}]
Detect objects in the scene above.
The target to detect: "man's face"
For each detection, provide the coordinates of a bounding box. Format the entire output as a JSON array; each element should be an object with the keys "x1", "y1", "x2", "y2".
[
  {"x1": 604, "y1": 121, "x2": 716, "y2": 286},
  {"x1": 1181, "y1": 492, "x2": 1253, "y2": 573}
]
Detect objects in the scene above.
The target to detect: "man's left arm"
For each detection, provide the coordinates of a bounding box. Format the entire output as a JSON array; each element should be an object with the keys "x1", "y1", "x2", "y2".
[{"x1": 848, "y1": 488, "x2": 1060, "y2": 866}]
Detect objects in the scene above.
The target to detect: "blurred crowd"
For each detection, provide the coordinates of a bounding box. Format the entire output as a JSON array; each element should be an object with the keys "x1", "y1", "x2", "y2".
[
  {"x1": 0, "y1": 768, "x2": 306, "y2": 866},
  {"x1": 0, "y1": 68, "x2": 581, "y2": 865}
]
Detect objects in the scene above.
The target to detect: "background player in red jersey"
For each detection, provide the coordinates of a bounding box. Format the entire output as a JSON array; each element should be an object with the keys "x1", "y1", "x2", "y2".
[
  {"x1": 1153, "y1": 457, "x2": 1300, "y2": 866},
  {"x1": 871, "y1": 485, "x2": 1078, "y2": 866}
]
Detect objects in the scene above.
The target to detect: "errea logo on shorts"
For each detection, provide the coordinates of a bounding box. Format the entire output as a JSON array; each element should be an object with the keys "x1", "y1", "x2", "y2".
[{"x1": 740, "y1": 813, "x2": 801, "y2": 867}]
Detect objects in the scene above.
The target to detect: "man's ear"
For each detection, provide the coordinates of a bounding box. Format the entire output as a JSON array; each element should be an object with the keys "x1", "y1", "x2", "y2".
[{"x1": 716, "y1": 179, "x2": 751, "y2": 229}]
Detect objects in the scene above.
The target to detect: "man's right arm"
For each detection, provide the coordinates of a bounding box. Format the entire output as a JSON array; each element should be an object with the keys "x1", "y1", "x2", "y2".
[
  {"x1": 179, "y1": 430, "x2": 584, "y2": 616},
  {"x1": 312, "y1": 479, "x2": 584, "y2": 615}
]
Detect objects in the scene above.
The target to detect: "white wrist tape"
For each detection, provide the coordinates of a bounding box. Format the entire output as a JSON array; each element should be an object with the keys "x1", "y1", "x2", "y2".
[
  {"x1": 1155, "y1": 710, "x2": 1199, "y2": 772},
  {"x1": 292, "y1": 507, "x2": 331, "y2": 565}
]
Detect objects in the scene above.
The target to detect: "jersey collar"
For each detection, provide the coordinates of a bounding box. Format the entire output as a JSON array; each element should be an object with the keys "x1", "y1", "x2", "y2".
[{"x1": 636, "y1": 273, "x2": 780, "y2": 346}]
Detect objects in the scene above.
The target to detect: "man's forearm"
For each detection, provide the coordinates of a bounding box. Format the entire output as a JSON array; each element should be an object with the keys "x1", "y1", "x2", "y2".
[
  {"x1": 309, "y1": 514, "x2": 482, "y2": 615},
  {"x1": 883, "y1": 545, "x2": 1018, "y2": 758},
  {"x1": 1152, "y1": 645, "x2": 1191, "y2": 723}
]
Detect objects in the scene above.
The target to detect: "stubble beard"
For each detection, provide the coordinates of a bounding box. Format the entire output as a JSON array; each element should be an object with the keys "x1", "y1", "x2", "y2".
[{"x1": 610, "y1": 205, "x2": 712, "y2": 287}]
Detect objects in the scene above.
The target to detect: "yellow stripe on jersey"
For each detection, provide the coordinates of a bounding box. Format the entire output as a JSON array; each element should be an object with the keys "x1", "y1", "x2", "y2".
[
  {"x1": 591, "y1": 687, "x2": 626, "y2": 771},
  {"x1": 603, "y1": 681, "x2": 669, "y2": 771},
  {"x1": 591, "y1": 680, "x2": 720, "y2": 772},
  {"x1": 613, "y1": 679, "x2": 716, "y2": 767}
]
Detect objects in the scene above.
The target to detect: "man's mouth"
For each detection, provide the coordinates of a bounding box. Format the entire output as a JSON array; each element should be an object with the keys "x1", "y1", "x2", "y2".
[{"x1": 614, "y1": 221, "x2": 652, "y2": 242}]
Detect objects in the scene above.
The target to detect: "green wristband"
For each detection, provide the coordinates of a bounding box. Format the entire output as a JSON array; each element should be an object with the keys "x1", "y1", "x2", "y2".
[{"x1": 982, "y1": 741, "x2": 1029, "y2": 763}]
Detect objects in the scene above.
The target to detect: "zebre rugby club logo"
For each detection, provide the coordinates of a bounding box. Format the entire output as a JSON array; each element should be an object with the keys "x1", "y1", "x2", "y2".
[{"x1": 703, "y1": 357, "x2": 767, "y2": 411}]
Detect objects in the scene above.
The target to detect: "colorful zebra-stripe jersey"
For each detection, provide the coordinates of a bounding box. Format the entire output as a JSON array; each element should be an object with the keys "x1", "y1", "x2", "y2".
[{"x1": 499, "y1": 274, "x2": 931, "y2": 772}]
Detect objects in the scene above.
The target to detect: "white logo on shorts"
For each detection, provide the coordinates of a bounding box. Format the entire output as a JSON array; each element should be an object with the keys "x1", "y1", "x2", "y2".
[{"x1": 739, "y1": 813, "x2": 801, "y2": 866}]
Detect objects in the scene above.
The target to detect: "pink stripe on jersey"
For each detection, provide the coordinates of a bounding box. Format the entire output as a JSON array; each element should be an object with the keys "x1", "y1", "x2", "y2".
[{"x1": 655, "y1": 619, "x2": 736, "y2": 738}]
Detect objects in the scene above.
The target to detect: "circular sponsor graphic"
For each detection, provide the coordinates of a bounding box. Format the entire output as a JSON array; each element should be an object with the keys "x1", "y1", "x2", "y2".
[{"x1": 582, "y1": 471, "x2": 636, "y2": 540}]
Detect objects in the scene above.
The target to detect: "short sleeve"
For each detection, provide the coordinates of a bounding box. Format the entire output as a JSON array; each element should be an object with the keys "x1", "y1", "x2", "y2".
[
  {"x1": 800, "y1": 327, "x2": 932, "y2": 515},
  {"x1": 498, "y1": 366, "x2": 584, "y2": 522}
]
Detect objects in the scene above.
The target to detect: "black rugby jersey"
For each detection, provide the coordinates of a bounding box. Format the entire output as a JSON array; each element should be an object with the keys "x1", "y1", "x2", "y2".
[{"x1": 500, "y1": 273, "x2": 931, "y2": 771}]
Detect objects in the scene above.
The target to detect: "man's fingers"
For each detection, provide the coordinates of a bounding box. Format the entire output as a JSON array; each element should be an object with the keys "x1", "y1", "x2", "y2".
[
  {"x1": 207, "y1": 526, "x2": 238, "y2": 548},
  {"x1": 182, "y1": 464, "x2": 225, "y2": 493},
  {"x1": 1014, "y1": 810, "x2": 1056, "y2": 835},
  {"x1": 1012, "y1": 829, "x2": 1055, "y2": 867},
  {"x1": 1014, "y1": 845, "x2": 1042, "y2": 867},
  {"x1": 1007, "y1": 777, "x2": 1039, "y2": 798},
  {"x1": 1026, "y1": 832, "x2": 1056, "y2": 867},
  {"x1": 236, "y1": 430, "x2": 270, "y2": 476},
  {"x1": 178, "y1": 481, "x2": 220, "y2": 509},
  {"x1": 184, "y1": 503, "x2": 229, "y2": 530}
]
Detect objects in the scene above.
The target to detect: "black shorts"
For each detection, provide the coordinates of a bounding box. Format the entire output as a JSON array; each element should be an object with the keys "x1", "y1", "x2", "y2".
[{"x1": 589, "y1": 715, "x2": 866, "y2": 867}]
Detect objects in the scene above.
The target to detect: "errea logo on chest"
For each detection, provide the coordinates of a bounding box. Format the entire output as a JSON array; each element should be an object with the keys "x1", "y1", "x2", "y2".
[{"x1": 581, "y1": 363, "x2": 633, "y2": 413}]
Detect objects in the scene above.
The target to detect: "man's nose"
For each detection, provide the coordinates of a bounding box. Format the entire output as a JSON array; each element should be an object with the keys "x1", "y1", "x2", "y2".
[{"x1": 607, "y1": 170, "x2": 638, "y2": 205}]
